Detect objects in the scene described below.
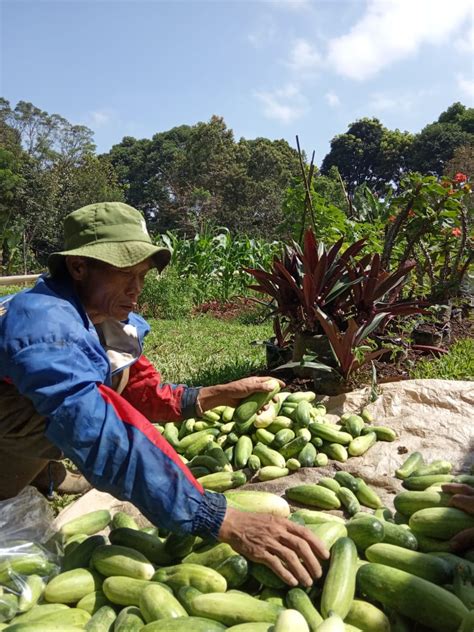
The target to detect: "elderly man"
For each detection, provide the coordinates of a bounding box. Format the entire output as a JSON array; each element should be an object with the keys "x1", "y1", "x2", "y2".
[{"x1": 0, "y1": 202, "x2": 328, "y2": 586}]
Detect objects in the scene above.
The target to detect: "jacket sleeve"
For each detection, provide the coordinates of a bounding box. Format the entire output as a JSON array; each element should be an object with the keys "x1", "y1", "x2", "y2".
[
  {"x1": 121, "y1": 355, "x2": 200, "y2": 422},
  {"x1": 6, "y1": 341, "x2": 226, "y2": 538}
]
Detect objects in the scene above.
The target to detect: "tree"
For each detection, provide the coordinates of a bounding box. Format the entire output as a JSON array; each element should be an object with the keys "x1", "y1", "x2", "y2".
[
  {"x1": 320, "y1": 118, "x2": 413, "y2": 194},
  {"x1": 408, "y1": 103, "x2": 474, "y2": 176},
  {"x1": 107, "y1": 117, "x2": 301, "y2": 237}
]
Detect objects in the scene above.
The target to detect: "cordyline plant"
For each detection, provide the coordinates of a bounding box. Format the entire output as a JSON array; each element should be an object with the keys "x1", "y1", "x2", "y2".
[{"x1": 245, "y1": 228, "x2": 425, "y2": 381}]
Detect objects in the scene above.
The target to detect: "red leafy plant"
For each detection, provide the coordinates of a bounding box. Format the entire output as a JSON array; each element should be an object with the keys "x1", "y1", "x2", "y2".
[{"x1": 245, "y1": 228, "x2": 425, "y2": 381}]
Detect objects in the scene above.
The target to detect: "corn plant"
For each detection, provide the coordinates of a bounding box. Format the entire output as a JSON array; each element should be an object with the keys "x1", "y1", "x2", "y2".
[{"x1": 155, "y1": 228, "x2": 281, "y2": 303}]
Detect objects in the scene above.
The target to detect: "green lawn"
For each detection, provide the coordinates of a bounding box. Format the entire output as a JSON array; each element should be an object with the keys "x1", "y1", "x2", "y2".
[
  {"x1": 143, "y1": 315, "x2": 273, "y2": 386},
  {"x1": 409, "y1": 338, "x2": 474, "y2": 381}
]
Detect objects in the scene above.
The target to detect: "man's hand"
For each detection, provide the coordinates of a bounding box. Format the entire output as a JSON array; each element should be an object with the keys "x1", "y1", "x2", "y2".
[
  {"x1": 197, "y1": 376, "x2": 285, "y2": 412},
  {"x1": 442, "y1": 483, "x2": 474, "y2": 514},
  {"x1": 217, "y1": 506, "x2": 329, "y2": 587},
  {"x1": 442, "y1": 483, "x2": 474, "y2": 553}
]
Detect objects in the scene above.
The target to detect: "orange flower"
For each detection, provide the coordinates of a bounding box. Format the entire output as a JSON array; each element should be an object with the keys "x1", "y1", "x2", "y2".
[
  {"x1": 454, "y1": 172, "x2": 467, "y2": 183},
  {"x1": 451, "y1": 227, "x2": 462, "y2": 237},
  {"x1": 408, "y1": 209, "x2": 415, "y2": 218},
  {"x1": 388, "y1": 215, "x2": 397, "y2": 223}
]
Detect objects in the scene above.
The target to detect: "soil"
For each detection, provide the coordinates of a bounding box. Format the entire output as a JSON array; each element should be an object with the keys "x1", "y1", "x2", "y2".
[{"x1": 194, "y1": 297, "x2": 473, "y2": 388}]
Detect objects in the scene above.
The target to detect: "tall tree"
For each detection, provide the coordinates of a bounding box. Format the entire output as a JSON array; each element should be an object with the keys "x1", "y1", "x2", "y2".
[{"x1": 320, "y1": 118, "x2": 413, "y2": 194}]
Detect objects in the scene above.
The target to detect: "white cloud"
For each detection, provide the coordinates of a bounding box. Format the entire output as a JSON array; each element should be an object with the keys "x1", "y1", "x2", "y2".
[
  {"x1": 368, "y1": 92, "x2": 410, "y2": 112},
  {"x1": 457, "y1": 74, "x2": 474, "y2": 103},
  {"x1": 247, "y1": 16, "x2": 277, "y2": 48},
  {"x1": 254, "y1": 83, "x2": 309, "y2": 123},
  {"x1": 325, "y1": 91, "x2": 340, "y2": 107},
  {"x1": 87, "y1": 109, "x2": 115, "y2": 128},
  {"x1": 327, "y1": 0, "x2": 473, "y2": 81},
  {"x1": 287, "y1": 38, "x2": 322, "y2": 72},
  {"x1": 270, "y1": 0, "x2": 311, "y2": 10},
  {"x1": 455, "y1": 24, "x2": 474, "y2": 54}
]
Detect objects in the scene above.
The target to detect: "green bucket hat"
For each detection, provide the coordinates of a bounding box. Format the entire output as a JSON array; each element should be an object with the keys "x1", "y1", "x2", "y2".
[{"x1": 48, "y1": 202, "x2": 171, "y2": 275}]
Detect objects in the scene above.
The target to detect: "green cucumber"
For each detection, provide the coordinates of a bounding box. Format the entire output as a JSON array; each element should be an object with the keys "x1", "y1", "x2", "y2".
[{"x1": 321, "y1": 537, "x2": 357, "y2": 618}]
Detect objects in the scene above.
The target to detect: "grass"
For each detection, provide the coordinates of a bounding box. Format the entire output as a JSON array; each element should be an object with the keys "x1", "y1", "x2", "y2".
[
  {"x1": 143, "y1": 314, "x2": 273, "y2": 386},
  {"x1": 409, "y1": 338, "x2": 474, "y2": 381}
]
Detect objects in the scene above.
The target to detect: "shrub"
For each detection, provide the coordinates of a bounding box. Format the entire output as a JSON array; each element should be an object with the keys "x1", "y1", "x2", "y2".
[{"x1": 138, "y1": 267, "x2": 195, "y2": 320}]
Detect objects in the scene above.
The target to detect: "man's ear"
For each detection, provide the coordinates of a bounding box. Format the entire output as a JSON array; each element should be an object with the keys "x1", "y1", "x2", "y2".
[{"x1": 65, "y1": 256, "x2": 89, "y2": 280}]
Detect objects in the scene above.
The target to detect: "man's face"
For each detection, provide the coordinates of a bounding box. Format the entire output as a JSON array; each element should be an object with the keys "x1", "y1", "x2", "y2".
[{"x1": 67, "y1": 257, "x2": 153, "y2": 323}]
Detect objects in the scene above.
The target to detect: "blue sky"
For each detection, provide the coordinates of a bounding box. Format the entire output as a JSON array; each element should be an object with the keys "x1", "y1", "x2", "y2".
[{"x1": 2, "y1": 0, "x2": 473, "y2": 163}]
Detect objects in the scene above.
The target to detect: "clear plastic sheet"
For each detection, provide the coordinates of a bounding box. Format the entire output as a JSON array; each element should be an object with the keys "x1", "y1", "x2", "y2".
[{"x1": 0, "y1": 487, "x2": 61, "y2": 623}]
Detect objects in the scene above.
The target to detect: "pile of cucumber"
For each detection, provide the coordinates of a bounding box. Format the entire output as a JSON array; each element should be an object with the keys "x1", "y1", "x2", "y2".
[
  {"x1": 159, "y1": 379, "x2": 398, "y2": 492},
  {"x1": 1, "y1": 454, "x2": 473, "y2": 631}
]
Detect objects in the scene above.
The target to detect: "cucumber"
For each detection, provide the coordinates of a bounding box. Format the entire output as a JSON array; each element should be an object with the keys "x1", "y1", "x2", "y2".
[
  {"x1": 334, "y1": 471, "x2": 359, "y2": 493},
  {"x1": 382, "y1": 521, "x2": 418, "y2": 550},
  {"x1": 84, "y1": 605, "x2": 116, "y2": 631},
  {"x1": 365, "y1": 543, "x2": 451, "y2": 583},
  {"x1": 409, "y1": 507, "x2": 474, "y2": 539},
  {"x1": 190, "y1": 592, "x2": 283, "y2": 626},
  {"x1": 348, "y1": 432, "x2": 377, "y2": 457},
  {"x1": 308, "y1": 422, "x2": 352, "y2": 445},
  {"x1": 318, "y1": 477, "x2": 340, "y2": 493},
  {"x1": 17, "y1": 574, "x2": 44, "y2": 612},
  {"x1": 273, "y1": 609, "x2": 310, "y2": 631},
  {"x1": 111, "y1": 512, "x2": 139, "y2": 531},
  {"x1": 291, "y1": 509, "x2": 345, "y2": 525},
  {"x1": 224, "y1": 491, "x2": 290, "y2": 517},
  {"x1": 336, "y1": 487, "x2": 360, "y2": 516},
  {"x1": 260, "y1": 588, "x2": 285, "y2": 606},
  {"x1": 183, "y1": 543, "x2": 235, "y2": 568},
  {"x1": 416, "y1": 534, "x2": 452, "y2": 552},
  {"x1": 272, "y1": 429, "x2": 296, "y2": 449},
  {"x1": 102, "y1": 577, "x2": 152, "y2": 606},
  {"x1": 250, "y1": 563, "x2": 286, "y2": 589},
  {"x1": 60, "y1": 510, "x2": 111, "y2": 537},
  {"x1": 402, "y1": 474, "x2": 454, "y2": 490},
  {"x1": 286, "y1": 587, "x2": 323, "y2": 631},
  {"x1": 279, "y1": 436, "x2": 309, "y2": 459},
  {"x1": 286, "y1": 391, "x2": 316, "y2": 403},
  {"x1": 44, "y1": 568, "x2": 103, "y2": 604},
  {"x1": 343, "y1": 415, "x2": 365, "y2": 438},
  {"x1": 253, "y1": 443, "x2": 286, "y2": 469},
  {"x1": 314, "y1": 453, "x2": 328, "y2": 467},
  {"x1": 63, "y1": 535, "x2": 108, "y2": 572},
  {"x1": 197, "y1": 471, "x2": 247, "y2": 492},
  {"x1": 76, "y1": 591, "x2": 112, "y2": 615},
  {"x1": 286, "y1": 458, "x2": 301, "y2": 471},
  {"x1": 234, "y1": 436, "x2": 253, "y2": 469},
  {"x1": 412, "y1": 460, "x2": 453, "y2": 477},
  {"x1": 153, "y1": 564, "x2": 227, "y2": 593},
  {"x1": 306, "y1": 521, "x2": 347, "y2": 550},
  {"x1": 141, "y1": 617, "x2": 227, "y2": 631},
  {"x1": 294, "y1": 400, "x2": 313, "y2": 427},
  {"x1": 321, "y1": 537, "x2": 357, "y2": 618},
  {"x1": 297, "y1": 443, "x2": 317, "y2": 467},
  {"x1": 318, "y1": 443, "x2": 348, "y2": 462},
  {"x1": 113, "y1": 606, "x2": 144, "y2": 631},
  {"x1": 394, "y1": 490, "x2": 451, "y2": 516},
  {"x1": 234, "y1": 379, "x2": 281, "y2": 423},
  {"x1": 357, "y1": 563, "x2": 468, "y2": 631},
  {"x1": 213, "y1": 555, "x2": 248, "y2": 588},
  {"x1": 8, "y1": 604, "x2": 69, "y2": 625},
  {"x1": 345, "y1": 599, "x2": 390, "y2": 632},
  {"x1": 354, "y1": 478, "x2": 382, "y2": 509},
  {"x1": 286, "y1": 484, "x2": 341, "y2": 510},
  {"x1": 255, "y1": 428, "x2": 275, "y2": 445},
  {"x1": 91, "y1": 544, "x2": 154, "y2": 580},
  {"x1": 362, "y1": 425, "x2": 397, "y2": 441},
  {"x1": 347, "y1": 516, "x2": 385, "y2": 551},
  {"x1": 247, "y1": 454, "x2": 261, "y2": 472},
  {"x1": 139, "y1": 583, "x2": 187, "y2": 623},
  {"x1": 395, "y1": 452, "x2": 424, "y2": 479},
  {"x1": 258, "y1": 466, "x2": 290, "y2": 481},
  {"x1": 267, "y1": 416, "x2": 294, "y2": 433}
]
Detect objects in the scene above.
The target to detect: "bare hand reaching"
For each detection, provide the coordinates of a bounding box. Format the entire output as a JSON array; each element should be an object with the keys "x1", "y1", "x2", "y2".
[
  {"x1": 197, "y1": 376, "x2": 285, "y2": 411},
  {"x1": 217, "y1": 506, "x2": 329, "y2": 587},
  {"x1": 442, "y1": 483, "x2": 474, "y2": 553}
]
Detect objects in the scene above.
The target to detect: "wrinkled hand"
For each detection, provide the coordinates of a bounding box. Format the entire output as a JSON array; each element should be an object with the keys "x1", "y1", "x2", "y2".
[
  {"x1": 218, "y1": 506, "x2": 329, "y2": 587},
  {"x1": 442, "y1": 483, "x2": 474, "y2": 553},
  {"x1": 442, "y1": 483, "x2": 474, "y2": 514},
  {"x1": 198, "y1": 376, "x2": 285, "y2": 411}
]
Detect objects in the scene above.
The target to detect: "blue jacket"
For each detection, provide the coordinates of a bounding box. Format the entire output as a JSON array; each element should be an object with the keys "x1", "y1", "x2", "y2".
[{"x1": 0, "y1": 275, "x2": 226, "y2": 538}]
